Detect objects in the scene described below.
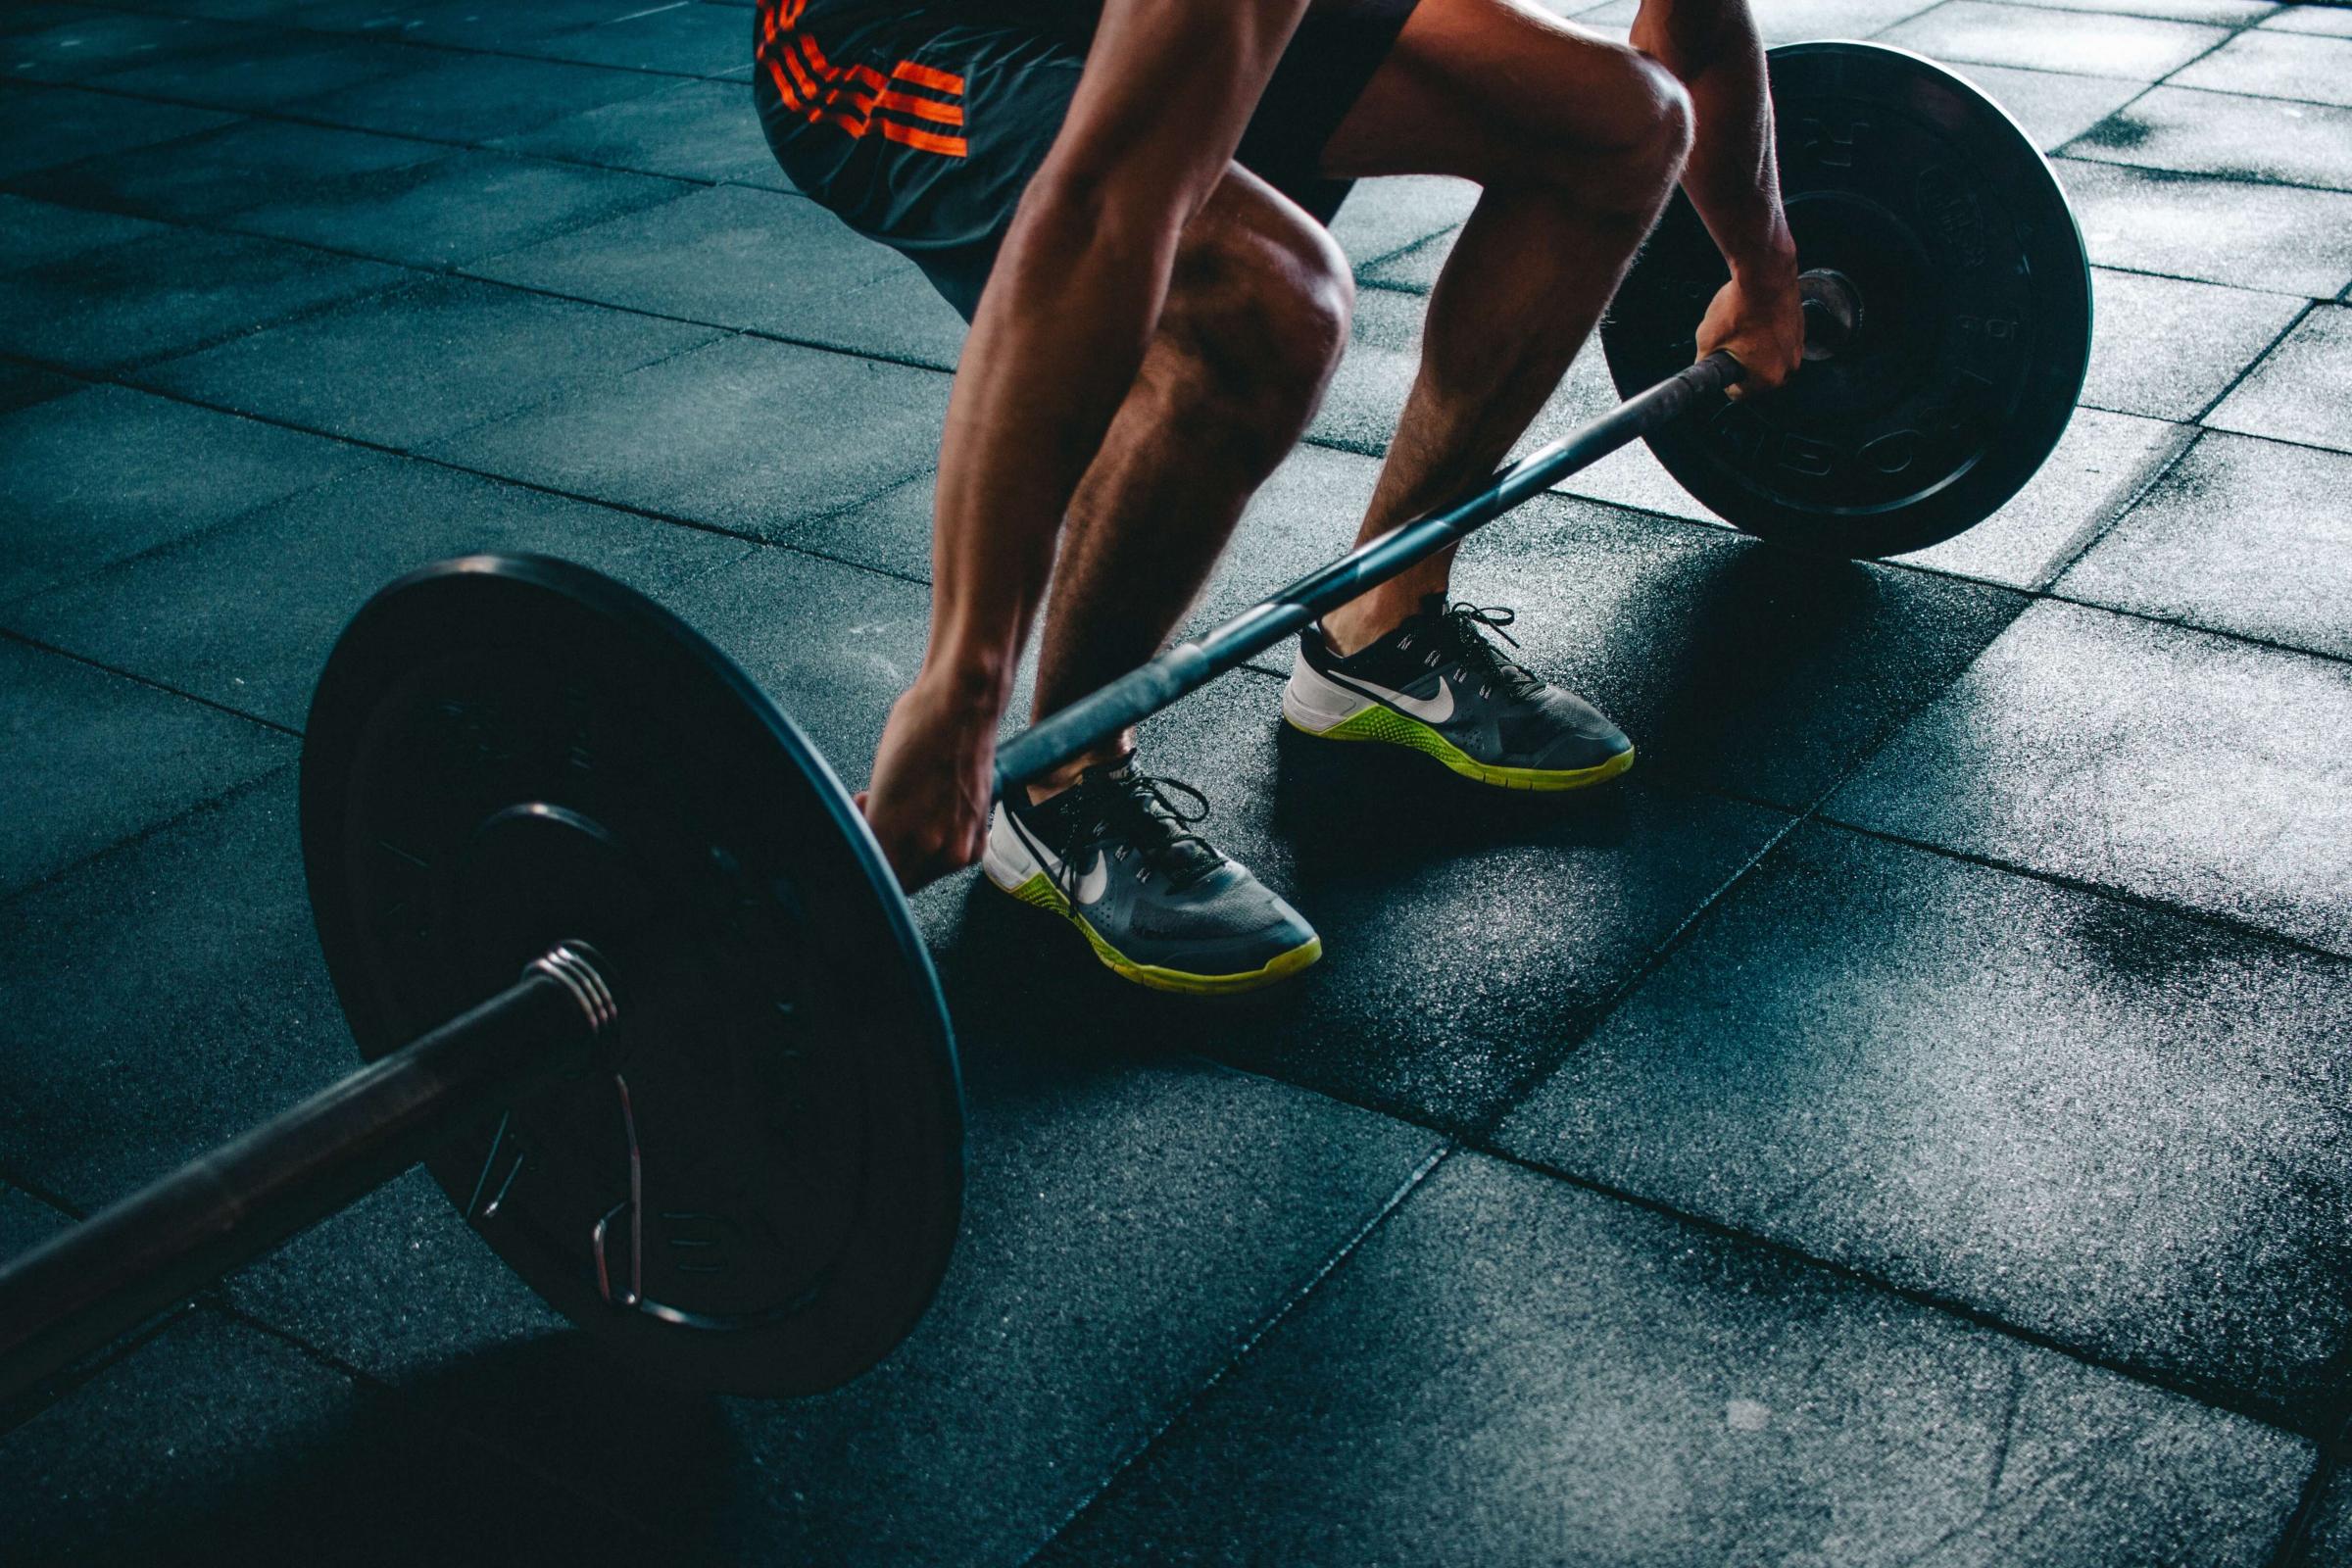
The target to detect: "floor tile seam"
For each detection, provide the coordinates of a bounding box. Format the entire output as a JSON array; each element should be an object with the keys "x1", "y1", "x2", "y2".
[
  {"x1": 0, "y1": 1167, "x2": 86, "y2": 1225},
  {"x1": 2079, "y1": 258, "x2": 2336, "y2": 305},
  {"x1": 2029, "y1": 584, "x2": 2352, "y2": 670},
  {"x1": 199, "y1": 1297, "x2": 678, "y2": 1549},
  {"x1": 2267, "y1": 1449, "x2": 2342, "y2": 1568},
  {"x1": 1456, "y1": 1137, "x2": 2329, "y2": 1443},
  {"x1": 2060, "y1": 144, "x2": 2352, "y2": 197},
  {"x1": 51, "y1": 357, "x2": 947, "y2": 591},
  {"x1": 2, "y1": 221, "x2": 445, "y2": 376},
  {"x1": 2, "y1": 172, "x2": 973, "y2": 392},
  {"x1": 0, "y1": 178, "x2": 973, "y2": 387},
  {"x1": 0, "y1": 625, "x2": 306, "y2": 740},
  {"x1": 2051, "y1": 145, "x2": 2352, "y2": 204},
  {"x1": 3, "y1": 68, "x2": 716, "y2": 172},
  {"x1": 1806, "y1": 813, "x2": 2352, "y2": 964},
  {"x1": 2122, "y1": 74, "x2": 2352, "y2": 115},
  {"x1": 2186, "y1": 298, "x2": 2323, "y2": 424},
  {"x1": 36, "y1": 0, "x2": 741, "y2": 90},
  {"x1": 1963, "y1": 0, "x2": 2273, "y2": 33},
  {"x1": 0, "y1": 758, "x2": 299, "y2": 918},
  {"x1": 1457, "y1": 812, "x2": 1813, "y2": 1151},
  {"x1": 2015, "y1": 406, "x2": 2208, "y2": 589},
  {"x1": 0, "y1": 1298, "x2": 199, "y2": 1442},
  {"x1": 1014, "y1": 1142, "x2": 1458, "y2": 1568}
]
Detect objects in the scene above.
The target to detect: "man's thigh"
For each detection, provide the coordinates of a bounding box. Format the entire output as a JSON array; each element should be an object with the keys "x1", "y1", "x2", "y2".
[
  {"x1": 1316, "y1": 0, "x2": 1673, "y2": 181},
  {"x1": 752, "y1": 0, "x2": 1417, "y2": 320}
]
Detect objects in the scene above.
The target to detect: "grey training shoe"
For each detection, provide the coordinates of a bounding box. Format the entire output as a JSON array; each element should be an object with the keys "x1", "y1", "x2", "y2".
[
  {"x1": 980, "y1": 756, "x2": 1322, "y2": 994},
  {"x1": 1282, "y1": 597, "x2": 1634, "y2": 790}
]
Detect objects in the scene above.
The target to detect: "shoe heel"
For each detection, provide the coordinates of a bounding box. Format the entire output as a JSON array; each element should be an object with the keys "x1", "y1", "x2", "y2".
[{"x1": 1281, "y1": 663, "x2": 1371, "y2": 735}]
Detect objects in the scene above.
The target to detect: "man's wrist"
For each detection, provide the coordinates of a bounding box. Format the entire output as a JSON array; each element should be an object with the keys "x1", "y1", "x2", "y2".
[{"x1": 1728, "y1": 221, "x2": 1799, "y2": 288}]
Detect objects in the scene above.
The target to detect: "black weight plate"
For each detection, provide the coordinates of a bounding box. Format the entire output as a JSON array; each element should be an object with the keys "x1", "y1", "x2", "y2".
[
  {"x1": 1602, "y1": 41, "x2": 2092, "y2": 558},
  {"x1": 300, "y1": 556, "x2": 962, "y2": 1396}
]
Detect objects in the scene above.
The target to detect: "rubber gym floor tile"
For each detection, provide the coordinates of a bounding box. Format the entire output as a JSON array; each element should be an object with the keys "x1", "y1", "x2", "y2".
[
  {"x1": 0, "y1": 1310, "x2": 653, "y2": 1565},
  {"x1": 277, "y1": 47, "x2": 671, "y2": 143},
  {"x1": 83, "y1": 26, "x2": 428, "y2": 112},
  {"x1": 2057, "y1": 431, "x2": 2352, "y2": 660},
  {"x1": 1995, "y1": 0, "x2": 2279, "y2": 21},
  {"x1": 0, "y1": 640, "x2": 294, "y2": 904},
  {"x1": 2298, "y1": 1468, "x2": 2352, "y2": 1564},
  {"x1": 0, "y1": 9, "x2": 249, "y2": 82},
  {"x1": 2076, "y1": 268, "x2": 2306, "y2": 420},
  {"x1": 0, "y1": 1184, "x2": 70, "y2": 1257},
  {"x1": 1737, "y1": 0, "x2": 1949, "y2": 40},
  {"x1": 467, "y1": 182, "x2": 897, "y2": 334},
  {"x1": 2172, "y1": 27, "x2": 2352, "y2": 105},
  {"x1": 0, "y1": 81, "x2": 236, "y2": 179},
  {"x1": 1325, "y1": 174, "x2": 1479, "y2": 273},
  {"x1": 0, "y1": 773, "x2": 352, "y2": 1202},
  {"x1": 1877, "y1": 1, "x2": 2232, "y2": 79},
  {"x1": 1937, "y1": 62, "x2": 2145, "y2": 151},
  {"x1": 424, "y1": 333, "x2": 953, "y2": 537},
  {"x1": 0, "y1": 192, "x2": 171, "y2": 269},
  {"x1": 12, "y1": 117, "x2": 446, "y2": 226},
  {"x1": 286, "y1": 1059, "x2": 1442, "y2": 1568},
  {"x1": 230, "y1": 146, "x2": 688, "y2": 269},
  {"x1": 0, "y1": 383, "x2": 368, "y2": 604},
  {"x1": 2066, "y1": 87, "x2": 2352, "y2": 193},
  {"x1": 137, "y1": 273, "x2": 722, "y2": 449},
  {"x1": 2058, "y1": 160, "x2": 2352, "y2": 297},
  {"x1": 1434, "y1": 497, "x2": 2033, "y2": 807},
  {"x1": 532, "y1": 0, "x2": 752, "y2": 76},
  {"x1": 1893, "y1": 408, "x2": 2190, "y2": 588},
  {"x1": 2207, "y1": 304, "x2": 2352, "y2": 454},
  {"x1": 0, "y1": 360, "x2": 77, "y2": 415},
  {"x1": 490, "y1": 77, "x2": 776, "y2": 185},
  {"x1": 1499, "y1": 823, "x2": 2352, "y2": 1428},
  {"x1": 2, "y1": 453, "x2": 758, "y2": 729},
  {"x1": 296, "y1": 0, "x2": 644, "y2": 54},
  {"x1": 650, "y1": 541, "x2": 938, "y2": 771},
  {"x1": 0, "y1": 223, "x2": 408, "y2": 374},
  {"x1": 915, "y1": 664, "x2": 1791, "y2": 1135},
  {"x1": 2260, "y1": 1, "x2": 2352, "y2": 33},
  {"x1": 1036, "y1": 1153, "x2": 2308, "y2": 1568},
  {"x1": 1828, "y1": 600, "x2": 2352, "y2": 956}
]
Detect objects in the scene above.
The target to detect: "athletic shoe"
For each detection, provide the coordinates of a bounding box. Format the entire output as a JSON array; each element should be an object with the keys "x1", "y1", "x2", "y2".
[
  {"x1": 980, "y1": 755, "x2": 1322, "y2": 994},
  {"x1": 1282, "y1": 598, "x2": 1634, "y2": 790}
]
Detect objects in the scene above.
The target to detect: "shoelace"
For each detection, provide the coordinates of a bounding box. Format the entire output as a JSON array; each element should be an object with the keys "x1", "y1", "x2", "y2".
[
  {"x1": 1050, "y1": 763, "x2": 1220, "y2": 900},
  {"x1": 1438, "y1": 603, "x2": 1544, "y2": 700}
]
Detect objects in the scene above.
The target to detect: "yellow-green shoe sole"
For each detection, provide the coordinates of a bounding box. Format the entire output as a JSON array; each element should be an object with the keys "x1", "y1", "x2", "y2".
[
  {"x1": 1288, "y1": 703, "x2": 1635, "y2": 791},
  {"x1": 992, "y1": 871, "x2": 1323, "y2": 996}
]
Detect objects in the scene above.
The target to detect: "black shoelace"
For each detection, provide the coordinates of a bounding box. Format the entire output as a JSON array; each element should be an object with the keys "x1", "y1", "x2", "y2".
[
  {"x1": 1437, "y1": 603, "x2": 1544, "y2": 700},
  {"x1": 1051, "y1": 760, "x2": 1221, "y2": 899}
]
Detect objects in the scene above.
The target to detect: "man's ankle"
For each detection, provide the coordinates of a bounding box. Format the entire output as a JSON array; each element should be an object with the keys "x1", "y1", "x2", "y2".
[{"x1": 1322, "y1": 593, "x2": 1429, "y2": 657}]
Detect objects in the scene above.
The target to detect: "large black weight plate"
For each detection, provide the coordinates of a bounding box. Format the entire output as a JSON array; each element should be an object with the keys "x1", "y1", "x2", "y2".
[
  {"x1": 300, "y1": 556, "x2": 962, "y2": 1396},
  {"x1": 1602, "y1": 41, "x2": 2092, "y2": 558}
]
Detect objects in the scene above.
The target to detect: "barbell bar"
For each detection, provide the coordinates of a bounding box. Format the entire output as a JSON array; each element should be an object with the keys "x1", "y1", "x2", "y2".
[{"x1": 0, "y1": 39, "x2": 2091, "y2": 1405}]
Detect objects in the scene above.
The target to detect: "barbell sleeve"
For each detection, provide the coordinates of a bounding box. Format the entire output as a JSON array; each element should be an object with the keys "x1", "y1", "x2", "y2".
[
  {"x1": 993, "y1": 348, "x2": 1746, "y2": 794},
  {"x1": 0, "y1": 945, "x2": 617, "y2": 1405}
]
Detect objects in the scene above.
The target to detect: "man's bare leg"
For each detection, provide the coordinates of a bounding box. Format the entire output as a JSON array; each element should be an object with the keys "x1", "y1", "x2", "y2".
[
  {"x1": 1021, "y1": 169, "x2": 1352, "y2": 799},
  {"x1": 1312, "y1": 0, "x2": 1693, "y2": 652}
]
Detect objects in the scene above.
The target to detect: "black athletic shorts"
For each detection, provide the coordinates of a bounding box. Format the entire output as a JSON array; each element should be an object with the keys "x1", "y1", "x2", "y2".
[{"x1": 751, "y1": 0, "x2": 1419, "y2": 320}]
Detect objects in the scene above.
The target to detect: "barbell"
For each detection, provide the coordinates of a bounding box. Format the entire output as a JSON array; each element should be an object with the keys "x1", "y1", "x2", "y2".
[{"x1": 0, "y1": 41, "x2": 2090, "y2": 1403}]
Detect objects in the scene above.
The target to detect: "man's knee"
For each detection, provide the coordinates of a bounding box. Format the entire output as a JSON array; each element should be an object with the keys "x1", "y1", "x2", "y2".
[
  {"x1": 1495, "y1": 45, "x2": 1692, "y2": 214},
  {"x1": 1163, "y1": 205, "x2": 1353, "y2": 449}
]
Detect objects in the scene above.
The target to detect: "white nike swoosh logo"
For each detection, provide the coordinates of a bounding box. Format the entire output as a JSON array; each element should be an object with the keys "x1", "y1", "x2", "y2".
[
  {"x1": 1332, "y1": 668, "x2": 1454, "y2": 723},
  {"x1": 1011, "y1": 815, "x2": 1111, "y2": 905}
]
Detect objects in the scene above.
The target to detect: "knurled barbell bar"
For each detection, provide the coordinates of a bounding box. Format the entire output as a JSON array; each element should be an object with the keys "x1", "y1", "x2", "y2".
[{"x1": 0, "y1": 40, "x2": 2090, "y2": 1405}]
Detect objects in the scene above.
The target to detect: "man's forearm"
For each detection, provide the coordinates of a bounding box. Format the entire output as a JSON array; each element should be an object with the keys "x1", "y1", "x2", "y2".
[
  {"x1": 1633, "y1": 3, "x2": 1794, "y2": 283},
  {"x1": 921, "y1": 186, "x2": 1178, "y2": 707}
]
